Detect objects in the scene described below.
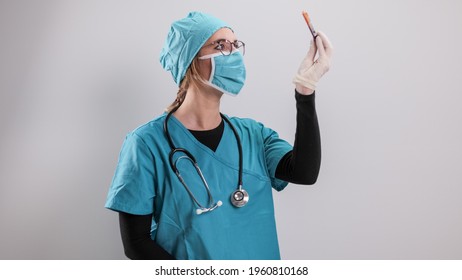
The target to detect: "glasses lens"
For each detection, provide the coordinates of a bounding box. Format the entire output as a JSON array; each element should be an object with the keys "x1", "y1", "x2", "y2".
[
  {"x1": 215, "y1": 40, "x2": 245, "y2": 56},
  {"x1": 216, "y1": 40, "x2": 232, "y2": 56},
  {"x1": 234, "y1": 41, "x2": 245, "y2": 56}
]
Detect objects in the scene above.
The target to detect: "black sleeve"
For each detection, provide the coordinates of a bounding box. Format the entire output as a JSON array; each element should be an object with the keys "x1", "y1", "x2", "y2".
[
  {"x1": 118, "y1": 212, "x2": 175, "y2": 260},
  {"x1": 275, "y1": 90, "x2": 321, "y2": 185}
]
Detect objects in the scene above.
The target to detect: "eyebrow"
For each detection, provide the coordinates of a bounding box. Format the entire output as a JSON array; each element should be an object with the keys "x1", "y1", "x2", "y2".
[{"x1": 210, "y1": 38, "x2": 236, "y2": 43}]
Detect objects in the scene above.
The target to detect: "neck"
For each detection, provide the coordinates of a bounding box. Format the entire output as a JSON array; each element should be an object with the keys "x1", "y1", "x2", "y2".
[{"x1": 173, "y1": 84, "x2": 223, "y2": 130}]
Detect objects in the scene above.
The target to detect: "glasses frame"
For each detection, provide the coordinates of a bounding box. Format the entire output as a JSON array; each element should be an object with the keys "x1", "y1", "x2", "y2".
[{"x1": 203, "y1": 39, "x2": 246, "y2": 56}]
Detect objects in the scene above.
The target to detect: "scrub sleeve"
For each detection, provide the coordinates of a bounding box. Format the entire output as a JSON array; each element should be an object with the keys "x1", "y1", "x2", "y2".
[{"x1": 105, "y1": 133, "x2": 156, "y2": 216}]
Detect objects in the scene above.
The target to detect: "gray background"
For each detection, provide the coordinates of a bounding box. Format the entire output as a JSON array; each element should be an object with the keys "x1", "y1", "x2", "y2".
[{"x1": 1, "y1": 0, "x2": 461, "y2": 259}]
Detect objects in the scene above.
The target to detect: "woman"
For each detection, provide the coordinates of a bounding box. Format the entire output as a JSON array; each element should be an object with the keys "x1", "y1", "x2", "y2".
[{"x1": 105, "y1": 11, "x2": 332, "y2": 260}]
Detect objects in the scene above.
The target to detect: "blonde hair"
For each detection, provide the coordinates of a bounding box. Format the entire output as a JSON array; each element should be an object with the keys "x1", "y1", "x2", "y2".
[{"x1": 165, "y1": 58, "x2": 207, "y2": 112}]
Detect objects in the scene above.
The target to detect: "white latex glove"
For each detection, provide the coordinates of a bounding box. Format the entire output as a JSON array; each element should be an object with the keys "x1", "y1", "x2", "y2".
[{"x1": 293, "y1": 31, "x2": 333, "y2": 94}]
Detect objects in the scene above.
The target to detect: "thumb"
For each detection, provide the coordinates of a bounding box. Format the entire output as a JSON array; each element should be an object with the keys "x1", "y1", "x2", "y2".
[{"x1": 305, "y1": 39, "x2": 317, "y2": 63}]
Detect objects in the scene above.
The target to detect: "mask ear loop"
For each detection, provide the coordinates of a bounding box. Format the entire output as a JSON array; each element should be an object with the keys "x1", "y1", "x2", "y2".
[{"x1": 198, "y1": 53, "x2": 218, "y2": 83}]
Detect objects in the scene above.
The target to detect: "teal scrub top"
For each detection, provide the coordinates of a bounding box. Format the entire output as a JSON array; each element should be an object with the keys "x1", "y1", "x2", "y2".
[{"x1": 105, "y1": 113, "x2": 292, "y2": 260}]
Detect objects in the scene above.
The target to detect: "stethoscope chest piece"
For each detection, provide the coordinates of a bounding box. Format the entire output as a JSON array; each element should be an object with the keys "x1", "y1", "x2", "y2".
[{"x1": 230, "y1": 187, "x2": 249, "y2": 207}]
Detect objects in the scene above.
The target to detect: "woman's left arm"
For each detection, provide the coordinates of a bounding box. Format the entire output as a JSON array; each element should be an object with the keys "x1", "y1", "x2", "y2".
[
  {"x1": 275, "y1": 31, "x2": 333, "y2": 184},
  {"x1": 275, "y1": 92, "x2": 321, "y2": 184}
]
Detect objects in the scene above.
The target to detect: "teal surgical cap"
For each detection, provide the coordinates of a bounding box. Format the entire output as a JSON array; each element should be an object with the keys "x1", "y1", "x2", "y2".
[{"x1": 159, "y1": 11, "x2": 231, "y2": 85}]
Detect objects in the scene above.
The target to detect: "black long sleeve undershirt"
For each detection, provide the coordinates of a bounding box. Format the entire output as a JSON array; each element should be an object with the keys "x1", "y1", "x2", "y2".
[
  {"x1": 275, "y1": 91, "x2": 321, "y2": 184},
  {"x1": 119, "y1": 212, "x2": 175, "y2": 260},
  {"x1": 118, "y1": 90, "x2": 321, "y2": 260}
]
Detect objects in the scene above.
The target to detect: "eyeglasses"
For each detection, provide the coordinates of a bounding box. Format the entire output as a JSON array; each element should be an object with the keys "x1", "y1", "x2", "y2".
[{"x1": 203, "y1": 39, "x2": 246, "y2": 56}]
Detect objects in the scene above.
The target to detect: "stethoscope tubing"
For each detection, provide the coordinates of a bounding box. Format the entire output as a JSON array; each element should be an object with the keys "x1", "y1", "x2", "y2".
[{"x1": 164, "y1": 109, "x2": 245, "y2": 212}]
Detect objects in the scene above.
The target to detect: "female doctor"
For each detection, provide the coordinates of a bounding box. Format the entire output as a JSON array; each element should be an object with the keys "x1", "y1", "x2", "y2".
[{"x1": 105, "y1": 11, "x2": 333, "y2": 260}]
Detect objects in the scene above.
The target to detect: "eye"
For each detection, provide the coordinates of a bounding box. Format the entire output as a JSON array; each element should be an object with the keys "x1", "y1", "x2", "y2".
[{"x1": 214, "y1": 40, "x2": 226, "y2": 50}]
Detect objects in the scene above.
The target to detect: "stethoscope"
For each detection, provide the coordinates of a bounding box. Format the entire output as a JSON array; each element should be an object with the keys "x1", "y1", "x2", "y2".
[{"x1": 163, "y1": 109, "x2": 249, "y2": 215}]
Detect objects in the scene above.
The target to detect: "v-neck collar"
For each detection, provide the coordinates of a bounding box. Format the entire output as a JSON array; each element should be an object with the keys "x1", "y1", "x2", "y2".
[
  {"x1": 167, "y1": 113, "x2": 230, "y2": 156},
  {"x1": 188, "y1": 119, "x2": 224, "y2": 152}
]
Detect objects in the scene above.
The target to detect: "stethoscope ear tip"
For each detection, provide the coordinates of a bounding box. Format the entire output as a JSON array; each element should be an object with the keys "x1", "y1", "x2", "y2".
[{"x1": 196, "y1": 201, "x2": 223, "y2": 215}]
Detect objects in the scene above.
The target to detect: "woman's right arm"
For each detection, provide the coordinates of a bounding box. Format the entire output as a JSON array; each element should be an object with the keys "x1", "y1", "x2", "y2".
[{"x1": 118, "y1": 212, "x2": 175, "y2": 260}]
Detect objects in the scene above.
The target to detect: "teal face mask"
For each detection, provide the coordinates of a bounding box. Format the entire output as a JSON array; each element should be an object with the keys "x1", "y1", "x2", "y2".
[{"x1": 198, "y1": 50, "x2": 246, "y2": 96}]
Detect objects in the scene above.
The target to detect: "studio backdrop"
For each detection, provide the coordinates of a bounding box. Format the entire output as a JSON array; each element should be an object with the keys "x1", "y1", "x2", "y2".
[{"x1": 1, "y1": 0, "x2": 461, "y2": 259}]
